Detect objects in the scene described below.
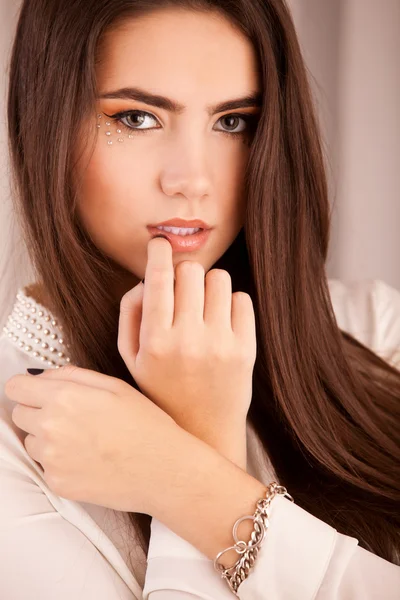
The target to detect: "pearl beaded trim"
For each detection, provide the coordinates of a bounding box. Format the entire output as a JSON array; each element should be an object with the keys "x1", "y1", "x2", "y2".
[{"x1": 1, "y1": 287, "x2": 71, "y2": 369}]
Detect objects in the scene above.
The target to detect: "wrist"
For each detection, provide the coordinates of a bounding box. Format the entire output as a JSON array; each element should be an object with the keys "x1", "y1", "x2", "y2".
[
  {"x1": 150, "y1": 428, "x2": 266, "y2": 566},
  {"x1": 176, "y1": 420, "x2": 247, "y2": 471}
]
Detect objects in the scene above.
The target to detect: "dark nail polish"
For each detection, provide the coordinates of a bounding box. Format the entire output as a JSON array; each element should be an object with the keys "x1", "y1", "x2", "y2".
[{"x1": 27, "y1": 368, "x2": 44, "y2": 375}]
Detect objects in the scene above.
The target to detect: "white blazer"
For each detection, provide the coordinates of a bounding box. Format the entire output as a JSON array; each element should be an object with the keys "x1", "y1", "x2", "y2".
[{"x1": 0, "y1": 279, "x2": 399, "y2": 599}]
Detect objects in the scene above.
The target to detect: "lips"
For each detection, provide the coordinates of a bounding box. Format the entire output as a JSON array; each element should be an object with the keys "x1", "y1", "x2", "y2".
[
  {"x1": 147, "y1": 225, "x2": 212, "y2": 252},
  {"x1": 149, "y1": 218, "x2": 211, "y2": 230}
]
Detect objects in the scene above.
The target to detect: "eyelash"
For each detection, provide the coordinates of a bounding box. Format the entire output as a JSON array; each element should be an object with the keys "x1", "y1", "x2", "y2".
[{"x1": 103, "y1": 109, "x2": 258, "y2": 138}]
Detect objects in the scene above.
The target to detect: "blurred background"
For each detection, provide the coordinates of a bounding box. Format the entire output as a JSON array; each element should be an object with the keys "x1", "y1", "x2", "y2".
[{"x1": 0, "y1": 0, "x2": 399, "y2": 327}]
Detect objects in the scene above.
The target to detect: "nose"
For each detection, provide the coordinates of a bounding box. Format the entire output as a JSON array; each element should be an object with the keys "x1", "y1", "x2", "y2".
[{"x1": 160, "y1": 131, "x2": 211, "y2": 201}]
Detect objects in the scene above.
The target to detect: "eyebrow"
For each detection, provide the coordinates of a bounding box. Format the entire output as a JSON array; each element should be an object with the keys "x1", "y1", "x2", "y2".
[{"x1": 98, "y1": 86, "x2": 262, "y2": 115}]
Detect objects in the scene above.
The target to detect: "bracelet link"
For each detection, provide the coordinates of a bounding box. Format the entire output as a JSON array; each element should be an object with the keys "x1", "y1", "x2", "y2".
[{"x1": 213, "y1": 481, "x2": 294, "y2": 595}]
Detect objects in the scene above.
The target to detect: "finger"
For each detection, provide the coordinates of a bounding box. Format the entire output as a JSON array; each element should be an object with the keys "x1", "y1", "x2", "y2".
[
  {"x1": 118, "y1": 280, "x2": 145, "y2": 369},
  {"x1": 231, "y1": 292, "x2": 257, "y2": 346},
  {"x1": 5, "y1": 366, "x2": 127, "y2": 408},
  {"x1": 142, "y1": 236, "x2": 174, "y2": 333},
  {"x1": 11, "y1": 403, "x2": 42, "y2": 436},
  {"x1": 173, "y1": 261, "x2": 205, "y2": 327},
  {"x1": 5, "y1": 376, "x2": 93, "y2": 408},
  {"x1": 24, "y1": 433, "x2": 43, "y2": 464},
  {"x1": 203, "y1": 269, "x2": 233, "y2": 330}
]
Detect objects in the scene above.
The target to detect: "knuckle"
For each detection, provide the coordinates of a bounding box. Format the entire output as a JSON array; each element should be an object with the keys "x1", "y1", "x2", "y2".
[
  {"x1": 144, "y1": 335, "x2": 168, "y2": 358},
  {"x1": 232, "y1": 291, "x2": 253, "y2": 307},
  {"x1": 176, "y1": 261, "x2": 204, "y2": 277},
  {"x1": 40, "y1": 416, "x2": 55, "y2": 437},
  {"x1": 57, "y1": 365, "x2": 79, "y2": 379},
  {"x1": 119, "y1": 294, "x2": 133, "y2": 314},
  {"x1": 209, "y1": 340, "x2": 232, "y2": 361},
  {"x1": 53, "y1": 387, "x2": 72, "y2": 411},
  {"x1": 178, "y1": 340, "x2": 202, "y2": 361},
  {"x1": 150, "y1": 268, "x2": 171, "y2": 285},
  {"x1": 206, "y1": 269, "x2": 231, "y2": 284}
]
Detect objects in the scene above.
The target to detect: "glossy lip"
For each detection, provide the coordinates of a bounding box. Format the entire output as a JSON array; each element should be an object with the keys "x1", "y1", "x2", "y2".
[
  {"x1": 148, "y1": 218, "x2": 211, "y2": 230},
  {"x1": 147, "y1": 226, "x2": 212, "y2": 252}
]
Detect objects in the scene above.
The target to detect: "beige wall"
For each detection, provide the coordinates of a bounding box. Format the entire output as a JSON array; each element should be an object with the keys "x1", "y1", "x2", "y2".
[
  {"x1": 288, "y1": 0, "x2": 400, "y2": 288},
  {"x1": 0, "y1": 0, "x2": 399, "y2": 325}
]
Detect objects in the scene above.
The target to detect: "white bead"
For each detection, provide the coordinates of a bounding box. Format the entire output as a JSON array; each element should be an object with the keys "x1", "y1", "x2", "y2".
[{"x1": 4, "y1": 290, "x2": 72, "y2": 369}]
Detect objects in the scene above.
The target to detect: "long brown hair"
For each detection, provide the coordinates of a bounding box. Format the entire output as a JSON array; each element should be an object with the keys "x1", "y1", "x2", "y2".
[{"x1": 7, "y1": 0, "x2": 400, "y2": 564}]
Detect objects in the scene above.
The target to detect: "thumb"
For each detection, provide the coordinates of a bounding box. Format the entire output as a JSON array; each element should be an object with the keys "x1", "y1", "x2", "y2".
[{"x1": 117, "y1": 279, "x2": 145, "y2": 374}]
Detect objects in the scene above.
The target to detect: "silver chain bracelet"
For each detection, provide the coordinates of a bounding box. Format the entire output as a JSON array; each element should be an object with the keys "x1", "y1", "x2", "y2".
[{"x1": 213, "y1": 481, "x2": 294, "y2": 595}]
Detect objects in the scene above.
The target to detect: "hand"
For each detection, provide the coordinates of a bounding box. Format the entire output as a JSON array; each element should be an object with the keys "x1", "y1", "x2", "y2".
[
  {"x1": 117, "y1": 236, "x2": 257, "y2": 467},
  {"x1": 5, "y1": 365, "x2": 182, "y2": 513}
]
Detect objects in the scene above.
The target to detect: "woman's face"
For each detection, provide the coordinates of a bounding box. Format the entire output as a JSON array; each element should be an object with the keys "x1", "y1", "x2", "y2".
[{"x1": 75, "y1": 8, "x2": 261, "y2": 299}]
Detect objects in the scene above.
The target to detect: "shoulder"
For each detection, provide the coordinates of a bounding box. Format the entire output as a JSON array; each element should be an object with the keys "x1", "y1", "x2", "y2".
[{"x1": 327, "y1": 278, "x2": 400, "y2": 367}]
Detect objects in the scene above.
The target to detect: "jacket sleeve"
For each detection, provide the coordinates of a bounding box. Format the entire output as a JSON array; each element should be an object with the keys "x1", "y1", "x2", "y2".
[
  {"x1": 0, "y1": 456, "x2": 136, "y2": 600},
  {"x1": 142, "y1": 496, "x2": 400, "y2": 599}
]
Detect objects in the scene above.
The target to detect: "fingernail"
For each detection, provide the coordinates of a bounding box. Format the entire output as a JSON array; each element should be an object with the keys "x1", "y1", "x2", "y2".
[
  {"x1": 27, "y1": 368, "x2": 45, "y2": 375},
  {"x1": 153, "y1": 234, "x2": 168, "y2": 240}
]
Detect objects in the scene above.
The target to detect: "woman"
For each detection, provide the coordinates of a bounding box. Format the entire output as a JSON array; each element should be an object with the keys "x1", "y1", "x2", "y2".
[{"x1": 1, "y1": 0, "x2": 399, "y2": 597}]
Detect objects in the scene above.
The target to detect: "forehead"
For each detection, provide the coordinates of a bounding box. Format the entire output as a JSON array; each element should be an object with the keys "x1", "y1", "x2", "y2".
[{"x1": 96, "y1": 8, "x2": 260, "y2": 105}]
